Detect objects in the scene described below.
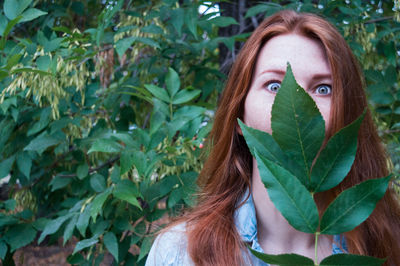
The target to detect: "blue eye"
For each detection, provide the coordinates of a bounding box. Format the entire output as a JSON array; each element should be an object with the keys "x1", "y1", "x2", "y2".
[
  {"x1": 265, "y1": 82, "x2": 281, "y2": 93},
  {"x1": 316, "y1": 85, "x2": 331, "y2": 95}
]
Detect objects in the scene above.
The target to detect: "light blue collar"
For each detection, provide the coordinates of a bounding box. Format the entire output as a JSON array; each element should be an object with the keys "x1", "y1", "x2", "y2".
[{"x1": 233, "y1": 191, "x2": 264, "y2": 252}]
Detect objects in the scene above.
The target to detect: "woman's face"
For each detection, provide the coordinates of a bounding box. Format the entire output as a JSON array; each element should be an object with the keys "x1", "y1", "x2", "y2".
[{"x1": 243, "y1": 33, "x2": 332, "y2": 133}]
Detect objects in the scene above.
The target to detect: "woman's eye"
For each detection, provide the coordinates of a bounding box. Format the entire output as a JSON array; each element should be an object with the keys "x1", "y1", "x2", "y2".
[
  {"x1": 315, "y1": 84, "x2": 331, "y2": 95},
  {"x1": 265, "y1": 82, "x2": 281, "y2": 93}
]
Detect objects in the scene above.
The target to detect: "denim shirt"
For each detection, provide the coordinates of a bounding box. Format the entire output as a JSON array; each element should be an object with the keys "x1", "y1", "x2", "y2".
[{"x1": 146, "y1": 193, "x2": 347, "y2": 265}]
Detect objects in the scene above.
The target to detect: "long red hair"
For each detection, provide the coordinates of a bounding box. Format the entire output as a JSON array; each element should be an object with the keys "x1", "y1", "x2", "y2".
[{"x1": 178, "y1": 10, "x2": 400, "y2": 265}]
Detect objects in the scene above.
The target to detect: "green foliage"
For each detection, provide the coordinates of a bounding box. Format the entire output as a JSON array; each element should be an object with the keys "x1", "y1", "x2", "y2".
[
  {"x1": 240, "y1": 65, "x2": 391, "y2": 265},
  {"x1": 0, "y1": 0, "x2": 399, "y2": 264}
]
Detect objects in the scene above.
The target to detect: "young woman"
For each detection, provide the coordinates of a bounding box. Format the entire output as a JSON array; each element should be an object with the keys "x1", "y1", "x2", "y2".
[{"x1": 146, "y1": 10, "x2": 400, "y2": 266}]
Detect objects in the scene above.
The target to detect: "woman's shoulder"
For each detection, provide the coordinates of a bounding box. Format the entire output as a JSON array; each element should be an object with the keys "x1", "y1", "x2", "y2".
[{"x1": 145, "y1": 222, "x2": 193, "y2": 266}]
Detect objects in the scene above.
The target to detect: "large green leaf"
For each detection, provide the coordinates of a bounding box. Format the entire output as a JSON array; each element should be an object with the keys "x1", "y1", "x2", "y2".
[
  {"x1": 271, "y1": 64, "x2": 325, "y2": 187},
  {"x1": 16, "y1": 152, "x2": 32, "y2": 178},
  {"x1": 90, "y1": 174, "x2": 106, "y2": 192},
  {"x1": 90, "y1": 188, "x2": 112, "y2": 222},
  {"x1": 88, "y1": 138, "x2": 123, "y2": 153},
  {"x1": 172, "y1": 89, "x2": 201, "y2": 105},
  {"x1": 113, "y1": 180, "x2": 142, "y2": 209},
  {"x1": 320, "y1": 254, "x2": 385, "y2": 265},
  {"x1": 209, "y1": 16, "x2": 239, "y2": 27},
  {"x1": 4, "y1": 0, "x2": 32, "y2": 20},
  {"x1": 144, "y1": 84, "x2": 170, "y2": 103},
  {"x1": 320, "y1": 176, "x2": 391, "y2": 234},
  {"x1": 24, "y1": 133, "x2": 60, "y2": 155},
  {"x1": 171, "y1": 8, "x2": 184, "y2": 35},
  {"x1": 5, "y1": 223, "x2": 36, "y2": 252},
  {"x1": 38, "y1": 213, "x2": 73, "y2": 243},
  {"x1": 249, "y1": 248, "x2": 314, "y2": 265},
  {"x1": 310, "y1": 111, "x2": 365, "y2": 192},
  {"x1": 20, "y1": 7, "x2": 47, "y2": 22},
  {"x1": 103, "y1": 232, "x2": 119, "y2": 262},
  {"x1": 76, "y1": 204, "x2": 91, "y2": 237},
  {"x1": 238, "y1": 119, "x2": 304, "y2": 179},
  {"x1": 63, "y1": 214, "x2": 78, "y2": 245},
  {"x1": 255, "y1": 151, "x2": 319, "y2": 233},
  {"x1": 0, "y1": 155, "x2": 15, "y2": 179},
  {"x1": 0, "y1": 241, "x2": 7, "y2": 260},
  {"x1": 166, "y1": 67, "x2": 180, "y2": 98},
  {"x1": 73, "y1": 235, "x2": 99, "y2": 254}
]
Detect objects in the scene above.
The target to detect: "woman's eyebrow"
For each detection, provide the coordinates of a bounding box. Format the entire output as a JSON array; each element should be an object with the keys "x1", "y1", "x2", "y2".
[
  {"x1": 310, "y1": 73, "x2": 332, "y2": 80},
  {"x1": 258, "y1": 69, "x2": 286, "y2": 76},
  {"x1": 258, "y1": 69, "x2": 332, "y2": 81}
]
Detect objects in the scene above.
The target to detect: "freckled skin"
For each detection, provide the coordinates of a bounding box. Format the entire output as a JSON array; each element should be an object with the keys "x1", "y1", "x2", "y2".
[{"x1": 244, "y1": 33, "x2": 333, "y2": 260}]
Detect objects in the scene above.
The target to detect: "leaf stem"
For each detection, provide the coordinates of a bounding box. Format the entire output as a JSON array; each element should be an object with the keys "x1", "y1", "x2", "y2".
[{"x1": 314, "y1": 231, "x2": 320, "y2": 266}]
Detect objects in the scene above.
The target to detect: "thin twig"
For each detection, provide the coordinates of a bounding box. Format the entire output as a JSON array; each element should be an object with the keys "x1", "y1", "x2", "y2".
[
  {"x1": 364, "y1": 16, "x2": 394, "y2": 24},
  {"x1": 57, "y1": 155, "x2": 120, "y2": 178}
]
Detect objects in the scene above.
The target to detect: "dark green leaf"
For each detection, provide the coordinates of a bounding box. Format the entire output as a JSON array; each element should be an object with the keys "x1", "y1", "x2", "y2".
[
  {"x1": 115, "y1": 36, "x2": 135, "y2": 57},
  {"x1": 50, "y1": 176, "x2": 71, "y2": 191},
  {"x1": 136, "y1": 37, "x2": 159, "y2": 49},
  {"x1": 310, "y1": 111, "x2": 365, "y2": 192},
  {"x1": 0, "y1": 16, "x2": 23, "y2": 49},
  {"x1": 271, "y1": 64, "x2": 325, "y2": 187},
  {"x1": 24, "y1": 133, "x2": 60, "y2": 155},
  {"x1": 255, "y1": 151, "x2": 319, "y2": 233},
  {"x1": 76, "y1": 204, "x2": 91, "y2": 237},
  {"x1": 320, "y1": 176, "x2": 391, "y2": 234},
  {"x1": 36, "y1": 55, "x2": 51, "y2": 71},
  {"x1": 4, "y1": 199, "x2": 16, "y2": 211},
  {"x1": 4, "y1": 0, "x2": 31, "y2": 20},
  {"x1": 10, "y1": 67, "x2": 51, "y2": 75},
  {"x1": 5, "y1": 223, "x2": 36, "y2": 252},
  {"x1": 172, "y1": 89, "x2": 201, "y2": 104},
  {"x1": 38, "y1": 214, "x2": 73, "y2": 243},
  {"x1": 245, "y1": 4, "x2": 270, "y2": 18},
  {"x1": 63, "y1": 214, "x2": 78, "y2": 245},
  {"x1": 90, "y1": 174, "x2": 106, "y2": 193},
  {"x1": 20, "y1": 8, "x2": 47, "y2": 22},
  {"x1": 120, "y1": 149, "x2": 136, "y2": 175},
  {"x1": 320, "y1": 253, "x2": 385, "y2": 265},
  {"x1": 77, "y1": 163, "x2": 89, "y2": 180},
  {"x1": 113, "y1": 180, "x2": 142, "y2": 209},
  {"x1": 171, "y1": 8, "x2": 184, "y2": 35},
  {"x1": 103, "y1": 232, "x2": 119, "y2": 262},
  {"x1": 90, "y1": 188, "x2": 112, "y2": 222},
  {"x1": 5, "y1": 53, "x2": 22, "y2": 70},
  {"x1": 27, "y1": 107, "x2": 51, "y2": 136},
  {"x1": 73, "y1": 235, "x2": 99, "y2": 254},
  {"x1": 88, "y1": 138, "x2": 123, "y2": 153},
  {"x1": 138, "y1": 236, "x2": 153, "y2": 262},
  {"x1": 16, "y1": 152, "x2": 32, "y2": 178},
  {"x1": 249, "y1": 248, "x2": 314, "y2": 265},
  {"x1": 209, "y1": 16, "x2": 239, "y2": 27},
  {"x1": 166, "y1": 68, "x2": 180, "y2": 98},
  {"x1": 144, "y1": 84, "x2": 170, "y2": 103},
  {"x1": 0, "y1": 241, "x2": 7, "y2": 260},
  {"x1": 0, "y1": 155, "x2": 15, "y2": 179}
]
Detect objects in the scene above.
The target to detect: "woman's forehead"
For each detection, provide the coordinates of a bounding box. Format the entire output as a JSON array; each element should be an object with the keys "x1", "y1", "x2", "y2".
[{"x1": 254, "y1": 33, "x2": 331, "y2": 78}]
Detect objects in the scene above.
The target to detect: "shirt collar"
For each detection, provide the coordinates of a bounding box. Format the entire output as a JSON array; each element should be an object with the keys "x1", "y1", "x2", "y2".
[{"x1": 234, "y1": 190, "x2": 258, "y2": 244}]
